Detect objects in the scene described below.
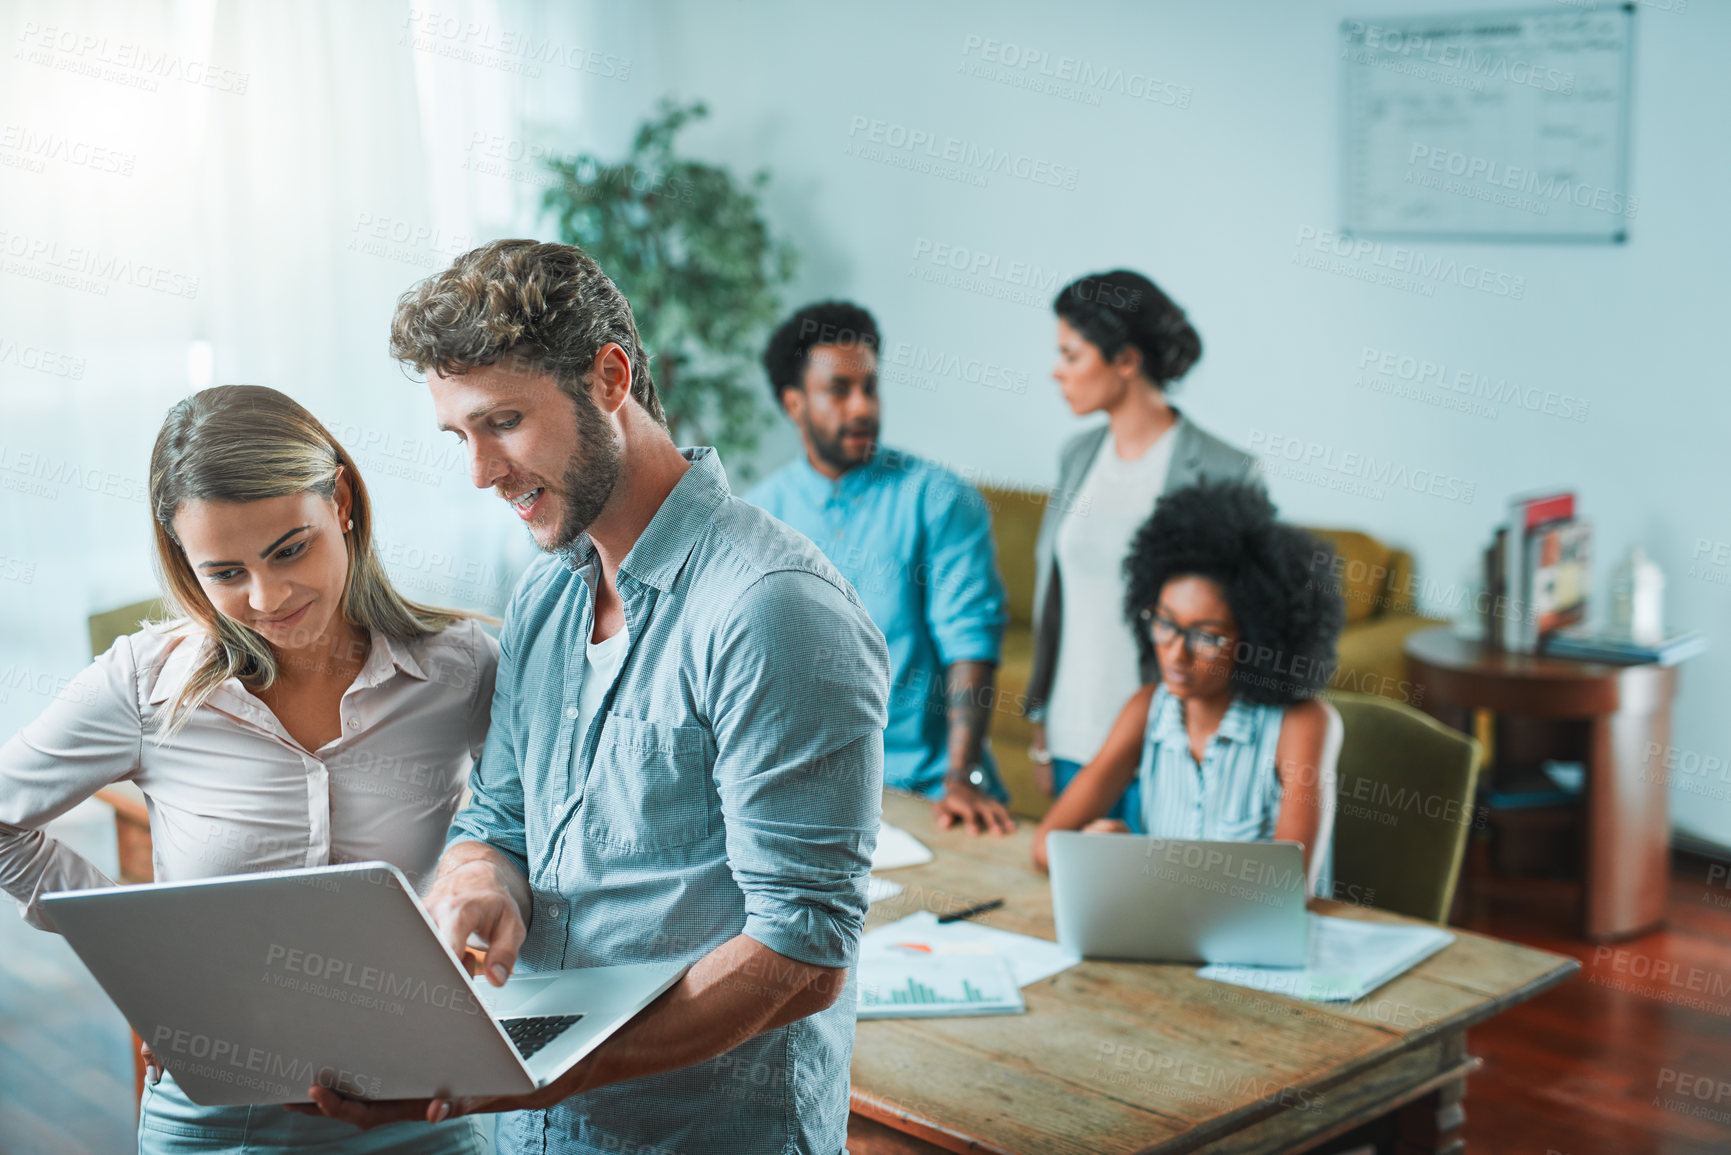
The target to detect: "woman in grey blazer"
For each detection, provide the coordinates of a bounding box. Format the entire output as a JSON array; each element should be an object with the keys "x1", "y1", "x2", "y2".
[{"x1": 1026, "y1": 270, "x2": 1259, "y2": 822}]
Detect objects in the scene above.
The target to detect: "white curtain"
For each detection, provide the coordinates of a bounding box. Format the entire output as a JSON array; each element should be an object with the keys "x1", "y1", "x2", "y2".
[{"x1": 0, "y1": 0, "x2": 600, "y2": 734}]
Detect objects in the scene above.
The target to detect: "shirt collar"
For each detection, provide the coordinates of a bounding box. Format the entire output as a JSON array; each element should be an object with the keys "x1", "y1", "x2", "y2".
[
  {"x1": 1151, "y1": 684, "x2": 1257, "y2": 746},
  {"x1": 146, "y1": 628, "x2": 206, "y2": 706},
  {"x1": 362, "y1": 630, "x2": 427, "y2": 687},
  {"x1": 1215, "y1": 695, "x2": 1257, "y2": 744},
  {"x1": 562, "y1": 446, "x2": 730, "y2": 593},
  {"x1": 146, "y1": 623, "x2": 422, "y2": 705},
  {"x1": 792, "y1": 445, "x2": 907, "y2": 498},
  {"x1": 1151, "y1": 685, "x2": 1187, "y2": 742}
]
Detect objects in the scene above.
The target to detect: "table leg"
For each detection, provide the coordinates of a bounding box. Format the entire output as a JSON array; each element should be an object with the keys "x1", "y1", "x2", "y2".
[
  {"x1": 1393, "y1": 1074, "x2": 1466, "y2": 1155},
  {"x1": 1583, "y1": 676, "x2": 1672, "y2": 940}
]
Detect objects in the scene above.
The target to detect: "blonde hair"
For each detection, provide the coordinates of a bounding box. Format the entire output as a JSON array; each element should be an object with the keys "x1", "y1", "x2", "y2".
[{"x1": 148, "y1": 385, "x2": 466, "y2": 738}]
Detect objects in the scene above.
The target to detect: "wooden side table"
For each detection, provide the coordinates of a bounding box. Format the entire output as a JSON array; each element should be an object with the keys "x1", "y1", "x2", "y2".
[{"x1": 1404, "y1": 626, "x2": 1676, "y2": 941}]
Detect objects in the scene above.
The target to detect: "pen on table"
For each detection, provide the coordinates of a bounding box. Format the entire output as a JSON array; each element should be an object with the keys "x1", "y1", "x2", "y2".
[{"x1": 937, "y1": 898, "x2": 1004, "y2": 924}]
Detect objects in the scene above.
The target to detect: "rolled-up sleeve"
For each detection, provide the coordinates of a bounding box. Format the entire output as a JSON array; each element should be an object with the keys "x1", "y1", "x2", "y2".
[
  {"x1": 708, "y1": 569, "x2": 890, "y2": 968},
  {"x1": 445, "y1": 616, "x2": 529, "y2": 882},
  {"x1": 0, "y1": 638, "x2": 141, "y2": 931},
  {"x1": 923, "y1": 480, "x2": 1007, "y2": 667}
]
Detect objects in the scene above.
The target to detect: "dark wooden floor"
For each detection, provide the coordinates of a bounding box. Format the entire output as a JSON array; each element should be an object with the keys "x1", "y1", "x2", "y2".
[
  {"x1": 8, "y1": 807, "x2": 1729, "y2": 1154},
  {"x1": 1450, "y1": 853, "x2": 1731, "y2": 1155}
]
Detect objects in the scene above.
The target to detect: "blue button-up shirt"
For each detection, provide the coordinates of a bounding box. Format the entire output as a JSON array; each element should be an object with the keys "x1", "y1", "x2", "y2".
[
  {"x1": 448, "y1": 448, "x2": 889, "y2": 1155},
  {"x1": 746, "y1": 447, "x2": 1007, "y2": 797}
]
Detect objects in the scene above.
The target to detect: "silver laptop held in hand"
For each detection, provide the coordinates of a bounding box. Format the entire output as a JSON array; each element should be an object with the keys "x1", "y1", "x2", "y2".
[
  {"x1": 43, "y1": 862, "x2": 687, "y2": 1105},
  {"x1": 1047, "y1": 832, "x2": 1308, "y2": 966}
]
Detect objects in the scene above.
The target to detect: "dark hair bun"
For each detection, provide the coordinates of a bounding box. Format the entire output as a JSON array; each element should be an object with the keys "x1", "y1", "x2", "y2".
[{"x1": 1054, "y1": 269, "x2": 1201, "y2": 386}]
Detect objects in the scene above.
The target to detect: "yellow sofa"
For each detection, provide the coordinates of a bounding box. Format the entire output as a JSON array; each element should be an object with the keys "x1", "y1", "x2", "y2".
[{"x1": 978, "y1": 487, "x2": 1443, "y2": 820}]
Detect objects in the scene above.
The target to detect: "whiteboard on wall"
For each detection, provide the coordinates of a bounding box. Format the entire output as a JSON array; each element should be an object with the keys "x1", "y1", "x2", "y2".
[{"x1": 1341, "y1": 7, "x2": 1635, "y2": 243}]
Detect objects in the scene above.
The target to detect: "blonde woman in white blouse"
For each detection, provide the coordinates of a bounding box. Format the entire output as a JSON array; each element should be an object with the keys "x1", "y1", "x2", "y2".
[{"x1": 0, "y1": 385, "x2": 495, "y2": 1154}]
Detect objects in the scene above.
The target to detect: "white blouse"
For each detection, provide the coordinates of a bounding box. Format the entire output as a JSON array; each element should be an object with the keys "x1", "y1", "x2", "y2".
[
  {"x1": 0, "y1": 618, "x2": 498, "y2": 932},
  {"x1": 1045, "y1": 425, "x2": 1177, "y2": 764}
]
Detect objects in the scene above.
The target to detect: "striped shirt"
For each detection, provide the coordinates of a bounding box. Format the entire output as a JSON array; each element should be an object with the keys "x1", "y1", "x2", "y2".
[
  {"x1": 1137, "y1": 686, "x2": 1333, "y2": 898},
  {"x1": 448, "y1": 447, "x2": 890, "y2": 1155}
]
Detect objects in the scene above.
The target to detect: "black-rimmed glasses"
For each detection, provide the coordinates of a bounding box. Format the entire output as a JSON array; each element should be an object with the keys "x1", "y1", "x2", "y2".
[{"x1": 1138, "y1": 608, "x2": 1232, "y2": 656}]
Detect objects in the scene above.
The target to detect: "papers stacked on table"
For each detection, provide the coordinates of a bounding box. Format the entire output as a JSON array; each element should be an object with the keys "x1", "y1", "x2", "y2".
[
  {"x1": 871, "y1": 823, "x2": 934, "y2": 870},
  {"x1": 864, "y1": 877, "x2": 904, "y2": 903},
  {"x1": 864, "y1": 822, "x2": 932, "y2": 905},
  {"x1": 855, "y1": 909, "x2": 1081, "y2": 1021},
  {"x1": 1197, "y1": 913, "x2": 1453, "y2": 1002}
]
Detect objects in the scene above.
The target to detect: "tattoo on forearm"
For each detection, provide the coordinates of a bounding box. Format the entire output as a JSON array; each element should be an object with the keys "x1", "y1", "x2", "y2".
[{"x1": 945, "y1": 661, "x2": 995, "y2": 776}]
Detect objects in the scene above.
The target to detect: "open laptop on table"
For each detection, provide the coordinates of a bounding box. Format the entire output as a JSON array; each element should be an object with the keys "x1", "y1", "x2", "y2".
[
  {"x1": 43, "y1": 862, "x2": 686, "y2": 1105},
  {"x1": 1047, "y1": 832, "x2": 1308, "y2": 966}
]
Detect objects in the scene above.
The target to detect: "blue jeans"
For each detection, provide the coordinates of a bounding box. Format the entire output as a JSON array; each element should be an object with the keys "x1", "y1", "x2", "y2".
[
  {"x1": 138, "y1": 1070, "x2": 487, "y2": 1154},
  {"x1": 1051, "y1": 758, "x2": 1145, "y2": 833}
]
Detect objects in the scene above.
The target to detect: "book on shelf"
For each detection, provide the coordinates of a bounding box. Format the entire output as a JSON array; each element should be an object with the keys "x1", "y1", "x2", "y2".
[
  {"x1": 1485, "y1": 527, "x2": 1507, "y2": 647},
  {"x1": 1483, "y1": 761, "x2": 1585, "y2": 810},
  {"x1": 1530, "y1": 520, "x2": 1590, "y2": 637},
  {"x1": 1490, "y1": 491, "x2": 1583, "y2": 652},
  {"x1": 1540, "y1": 626, "x2": 1706, "y2": 667}
]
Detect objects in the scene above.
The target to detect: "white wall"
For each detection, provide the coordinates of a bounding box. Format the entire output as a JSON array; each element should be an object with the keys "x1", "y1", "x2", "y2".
[
  {"x1": 580, "y1": 0, "x2": 1731, "y2": 845},
  {"x1": 3, "y1": 0, "x2": 1728, "y2": 845}
]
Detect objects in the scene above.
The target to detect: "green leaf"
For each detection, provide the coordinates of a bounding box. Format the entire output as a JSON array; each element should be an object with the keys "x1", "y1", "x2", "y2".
[{"x1": 542, "y1": 99, "x2": 797, "y2": 464}]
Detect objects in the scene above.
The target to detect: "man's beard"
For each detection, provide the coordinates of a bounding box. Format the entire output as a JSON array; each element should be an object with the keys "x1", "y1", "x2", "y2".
[
  {"x1": 545, "y1": 390, "x2": 624, "y2": 553},
  {"x1": 804, "y1": 413, "x2": 877, "y2": 474}
]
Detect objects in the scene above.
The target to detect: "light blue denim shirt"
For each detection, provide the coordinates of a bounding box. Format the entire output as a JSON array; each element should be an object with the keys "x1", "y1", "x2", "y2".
[
  {"x1": 447, "y1": 447, "x2": 890, "y2": 1155},
  {"x1": 746, "y1": 447, "x2": 1007, "y2": 797}
]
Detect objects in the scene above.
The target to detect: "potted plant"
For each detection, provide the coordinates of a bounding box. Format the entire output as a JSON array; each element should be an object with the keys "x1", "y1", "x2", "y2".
[{"x1": 543, "y1": 99, "x2": 797, "y2": 474}]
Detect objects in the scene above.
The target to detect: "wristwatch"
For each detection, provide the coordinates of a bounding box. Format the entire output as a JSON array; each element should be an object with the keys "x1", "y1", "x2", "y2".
[{"x1": 948, "y1": 765, "x2": 988, "y2": 791}]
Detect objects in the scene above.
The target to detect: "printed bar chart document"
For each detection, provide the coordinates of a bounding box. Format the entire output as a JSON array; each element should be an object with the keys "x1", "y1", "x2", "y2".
[{"x1": 856, "y1": 953, "x2": 1024, "y2": 1020}]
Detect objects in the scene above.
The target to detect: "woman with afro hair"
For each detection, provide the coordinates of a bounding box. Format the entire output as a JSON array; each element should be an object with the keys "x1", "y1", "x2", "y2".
[{"x1": 1032, "y1": 481, "x2": 1346, "y2": 896}]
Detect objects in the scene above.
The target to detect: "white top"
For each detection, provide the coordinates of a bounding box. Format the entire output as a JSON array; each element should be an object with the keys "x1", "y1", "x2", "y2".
[
  {"x1": 571, "y1": 620, "x2": 632, "y2": 780},
  {"x1": 0, "y1": 620, "x2": 499, "y2": 932},
  {"x1": 1046, "y1": 425, "x2": 1177, "y2": 764}
]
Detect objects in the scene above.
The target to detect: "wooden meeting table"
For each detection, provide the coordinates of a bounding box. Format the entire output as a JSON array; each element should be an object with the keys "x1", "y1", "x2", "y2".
[
  {"x1": 849, "y1": 791, "x2": 1577, "y2": 1154},
  {"x1": 91, "y1": 783, "x2": 1576, "y2": 1151}
]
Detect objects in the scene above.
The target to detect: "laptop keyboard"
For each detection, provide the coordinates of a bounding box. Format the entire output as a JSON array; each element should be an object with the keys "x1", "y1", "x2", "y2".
[{"x1": 499, "y1": 1014, "x2": 584, "y2": 1059}]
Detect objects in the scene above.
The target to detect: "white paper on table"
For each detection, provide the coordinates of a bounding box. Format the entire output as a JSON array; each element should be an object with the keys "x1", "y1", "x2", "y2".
[
  {"x1": 865, "y1": 876, "x2": 904, "y2": 903},
  {"x1": 1196, "y1": 913, "x2": 1454, "y2": 1002},
  {"x1": 871, "y1": 823, "x2": 933, "y2": 871},
  {"x1": 856, "y1": 952, "x2": 1024, "y2": 1019},
  {"x1": 860, "y1": 910, "x2": 1080, "y2": 987}
]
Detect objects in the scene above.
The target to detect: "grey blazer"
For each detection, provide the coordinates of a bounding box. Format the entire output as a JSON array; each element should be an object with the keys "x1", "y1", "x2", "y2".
[{"x1": 1024, "y1": 413, "x2": 1260, "y2": 722}]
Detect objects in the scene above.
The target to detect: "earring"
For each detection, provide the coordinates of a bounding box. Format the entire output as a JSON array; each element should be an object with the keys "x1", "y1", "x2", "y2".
[{"x1": 346, "y1": 519, "x2": 354, "y2": 531}]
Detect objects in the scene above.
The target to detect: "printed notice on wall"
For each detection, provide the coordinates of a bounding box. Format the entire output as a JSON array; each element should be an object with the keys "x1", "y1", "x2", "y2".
[{"x1": 1341, "y1": 8, "x2": 1634, "y2": 243}]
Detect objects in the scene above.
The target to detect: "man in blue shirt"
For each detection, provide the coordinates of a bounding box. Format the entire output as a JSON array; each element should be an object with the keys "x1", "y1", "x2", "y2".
[
  {"x1": 747, "y1": 301, "x2": 1013, "y2": 835},
  {"x1": 300, "y1": 241, "x2": 889, "y2": 1154}
]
